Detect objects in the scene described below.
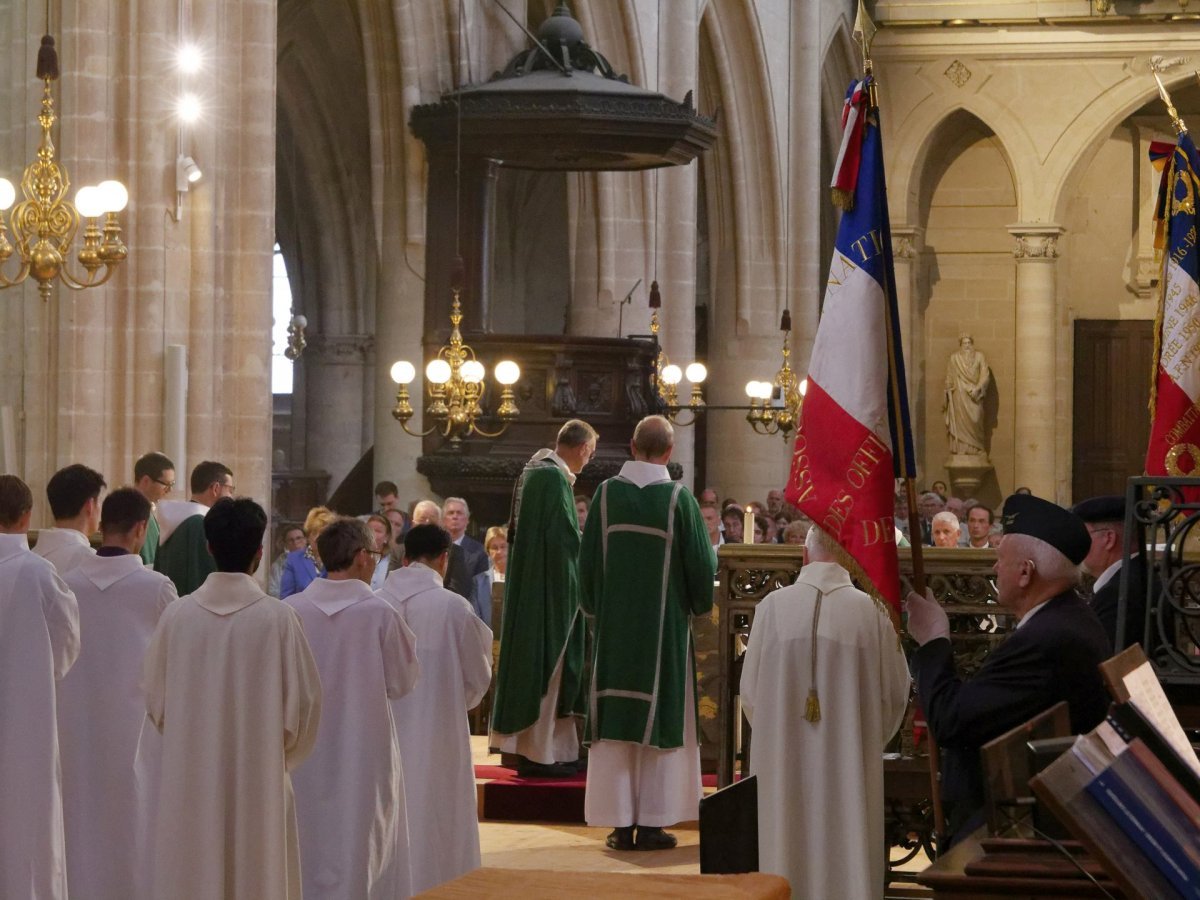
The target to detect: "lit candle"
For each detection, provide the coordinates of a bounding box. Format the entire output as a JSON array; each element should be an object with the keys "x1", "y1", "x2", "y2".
[{"x1": 744, "y1": 507, "x2": 754, "y2": 544}]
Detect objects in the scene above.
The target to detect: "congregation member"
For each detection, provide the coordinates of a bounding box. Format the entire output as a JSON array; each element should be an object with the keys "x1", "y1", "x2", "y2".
[
  {"x1": 33, "y1": 463, "x2": 106, "y2": 573},
  {"x1": 930, "y1": 510, "x2": 961, "y2": 548},
  {"x1": 906, "y1": 493, "x2": 1111, "y2": 844},
  {"x1": 580, "y1": 415, "x2": 715, "y2": 851},
  {"x1": 575, "y1": 493, "x2": 590, "y2": 532},
  {"x1": 964, "y1": 503, "x2": 994, "y2": 549},
  {"x1": 698, "y1": 487, "x2": 719, "y2": 505},
  {"x1": 700, "y1": 500, "x2": 722, "y2": 552},
  {"x1": 472, "y1": 524, "x2": 508, "y2": 626},
  {"x1": 365, "y1": 513, "x2": 394, "y2": 589},
  {"x1": 267, "y1": 523, "x2": 307, "y2": 598},
  {"x1": 58, "y1": 488, "x2": 177, "y2": 900},
  {"x1": 132, "y1": 451, "x2": 175, "y2": 565},
  {"x1": 384, "y1": 507, "x2": 408, "y2": 568},
  {"x1": 782, "y1": 517, "x2": 811, "y2": 545},
  {"x1": 154, "y1": 459, "x2": 234, "y2": 595},
  {"x1": 741, "y1": 525, "x2": 909, "y2": 899},
  {"x1": 491, "y1": 419, "x2": 596, "y2": 778},
  {"x1": 412, "y1": 499, "x2": 475, "y2": 601},
  {"x1": 143, "y1": 497, "x2": 322, "y2": 900},
  {"x1": 720, "y1": 503, "x2": 744, "y2": 543},
  {"x1": 382, "y1": 524, "x2": 493, "y2": 892},
  {"x1": 375, "y1": 479, "x2": 401, "y2": 513},
  {"x1": 286, "y1": 518, "x2": 419, "y2": 899},
  {"x1": 0, "y1": 475, "x2": 79, "y2": 900},
  {"x1": 916, "y1": 490, "x2": 944, "y2": 545},
  {"x1": 1073, "y1": 494, "x2": 1147, "y2": 651},
  {"x1": 444, "y1": 495, "x2": 489, "y2": 578},
  {"x1": 279, "y1": 504, "x2": 336, "y2": 599}
]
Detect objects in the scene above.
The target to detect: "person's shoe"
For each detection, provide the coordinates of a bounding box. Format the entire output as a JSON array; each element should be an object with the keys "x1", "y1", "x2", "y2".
[
  {"x1": 516, "y1": 758, "x2": 576, "y2": 779},
  {"x1": 635, "y1": 826, "x2": 678, "y2": 851},
  {"x1": 567, "y1": 756, "x2": 588, "y2": 773},
  {"x1": 605, "y1": 826, "x2": 635, "y2": 851}
]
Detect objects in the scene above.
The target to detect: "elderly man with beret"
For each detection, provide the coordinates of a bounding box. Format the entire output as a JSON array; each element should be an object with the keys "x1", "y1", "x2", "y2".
[
  {"x1": 905, "y1": 493, "x2": 1112, "y2": 845},
  {"x1": 1072, "y1": 494, "x2": 1148, "y2": 652}
]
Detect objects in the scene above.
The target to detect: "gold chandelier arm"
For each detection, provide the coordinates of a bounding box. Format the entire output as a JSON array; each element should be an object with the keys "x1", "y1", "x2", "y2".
[
  {"x1": 398, "y1": 419, "x2": 439, "y2": 437},
  {"x1": 0, "y1": 259, "x2": 32, "y2": 288},
  {"x1": 58, "y1": 263, "x2": 116, "y2": 291},
  {"x1": 664, "y1": 409, "x2": 700, "y2": 427},
  {"x1": 467, "y1": 419, "x2": 512, "y2": 439}
]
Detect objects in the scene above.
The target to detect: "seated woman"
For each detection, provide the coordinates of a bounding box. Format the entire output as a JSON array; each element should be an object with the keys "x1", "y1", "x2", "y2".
[
  {"x1": 471, "y1": 525, "x2": 507, "y2": 628},
  {"x1": 280, "y1": 505, "x2": 337, "y2": 598},
  {"x1": 365, "y1": 513, "x2": 393, "y2": 591}
]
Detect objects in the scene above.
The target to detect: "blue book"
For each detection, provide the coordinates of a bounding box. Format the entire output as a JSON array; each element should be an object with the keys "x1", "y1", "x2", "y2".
[{"x1": 1085, "y1": 751, "x2": 1200, "y2": 899}]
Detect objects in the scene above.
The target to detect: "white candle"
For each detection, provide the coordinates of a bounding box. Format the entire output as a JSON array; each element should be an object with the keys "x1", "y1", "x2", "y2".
[{"x1": 744, "y1": 507, "x2": 754, "y2": 544}]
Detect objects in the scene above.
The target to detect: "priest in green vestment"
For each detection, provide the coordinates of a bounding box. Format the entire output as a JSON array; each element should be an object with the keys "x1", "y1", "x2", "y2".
[
  {"x1": 154, "y1": 460, "x2": 234, "y2": 596},
  {"x1": 490, "y1": 419, "x2": 597, "y2": 778},
  {"x1": 133, "y1": 451, "x2": 175, "y2": 566},
  {"x1": 580, "y1": 415, "x2": 716, "y2": 851}
]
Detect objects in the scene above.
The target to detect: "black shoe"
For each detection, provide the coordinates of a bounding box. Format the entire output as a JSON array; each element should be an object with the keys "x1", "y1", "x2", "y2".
[
  {"x1": 635, "y1": 826, "x2": 677, "y2": 851},
  {"x1": 516, "y1": 759, "x2": 577, "y2": 778},
  {"x1": 606, "y1": 826, "x2": 635, "y2": 851}
]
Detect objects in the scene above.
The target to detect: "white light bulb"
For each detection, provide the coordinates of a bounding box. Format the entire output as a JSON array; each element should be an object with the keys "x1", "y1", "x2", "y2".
[
  {"x1": 461, "y1": 360, "x2": 485, "y2": 383},
  {"x1": 97, "y1": 180, "x2": 128, "y2": 213},
  {"x1": 685, "y1": 362, "x2": 707, "y2": 384},
  {"x1": 390, "y1": 360, "x2": 416, "y2": 385},
  {"x1": 745, "y1": 380, "x2": 761, "y2": 399},
  {"x1": 426, "y1": 359, "x2": 452, "y2": 384},
  {"x1": 759, "y1": 382, "x2": 776, "y2": 400},
  {"x1": 291, "y1": 314, "x2": 307, "y2": 329},
  {"x1": 0, "y1": 178, "x2": 14, "y2": 211},
  {"x1": 74, "y1": 185, "x2": 105, "y2": 219},
  {"x1": 178, "y1": 93, "x2": 202, "y2": 123},
  {"x1": 494, "y1": 360, "x2": 520, "y2": 385},
  {"x1": 177, "y1": 43, "x2": 203, "y2": 74},
  {"x1": 799, "y1": 378, "x2": 808, "y2": 397},
  {"x1": 661, "y1": 364, "x2": 682, "y2": 386}
]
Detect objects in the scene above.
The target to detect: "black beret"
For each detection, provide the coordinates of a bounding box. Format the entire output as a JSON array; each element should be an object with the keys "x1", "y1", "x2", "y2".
[
  {"x1": 1000, "y1": 493, "x2": 1090, "y2": 566},
  {"x1": 1071, "y1": 495, "x2": 1125, "y2": 524}
]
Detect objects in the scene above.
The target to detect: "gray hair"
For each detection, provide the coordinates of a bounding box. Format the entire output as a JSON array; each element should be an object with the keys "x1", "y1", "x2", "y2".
[
  {"x1": 932, "y1": 511, "x2": 960, "y2": 530},
  {"x1": 443, "y1": 496, "x2": 469, "y2": 516},
  {"x1": 557, "y1": 419, "x2": 598, "y2": 448},
  {"x1": 804, "y1": 525, "x2": 841, "y2": 561},
  {"x1": 411, "y1": 499, "x2": 442, "y2": 525},
  {"x1": 1001, "y1": 533, "x2": 1081, "y2": 586}
]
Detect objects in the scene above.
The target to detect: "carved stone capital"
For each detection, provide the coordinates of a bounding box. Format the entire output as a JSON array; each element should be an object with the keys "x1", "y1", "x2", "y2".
[
  {"x1": 891, "y1": 226, "x2": 924, "y2": 260},
  {"x1": 1007, "y1": 225, "x2": 1063, "y2": 260},
  {"x1": 305, "y1": 333, "x2": 374, "y2": 365}
]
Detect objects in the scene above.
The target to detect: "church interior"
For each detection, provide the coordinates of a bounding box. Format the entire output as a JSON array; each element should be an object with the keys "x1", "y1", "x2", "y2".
[{"x1": 4, "y1": 0, "x2": 1200, "y2": 896}]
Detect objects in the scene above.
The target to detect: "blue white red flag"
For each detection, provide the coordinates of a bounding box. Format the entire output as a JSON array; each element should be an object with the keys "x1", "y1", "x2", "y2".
[
  {"x1": 785, "y1": 77, "x2": 914, "y2": 626},
  {"x1": 1146, "y1": 132, "x2": 1200, "y2": 482}
]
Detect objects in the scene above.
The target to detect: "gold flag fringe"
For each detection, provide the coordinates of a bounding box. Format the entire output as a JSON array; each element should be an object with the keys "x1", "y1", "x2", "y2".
[
  {"x1": 831, "y1": 187, "x2": 854, "y2": 211},
  {"x1": 815, "y1": 524, "x2": 905, "y2": 651},
  {"x1": 1148, "y1": 154, "x2": 1176, "y2": 418}
]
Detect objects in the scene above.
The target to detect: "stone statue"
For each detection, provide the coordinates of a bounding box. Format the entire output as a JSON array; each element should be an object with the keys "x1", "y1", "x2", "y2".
[{"x1": 943, "y1": 334, "x2": 991, "y2": 457}]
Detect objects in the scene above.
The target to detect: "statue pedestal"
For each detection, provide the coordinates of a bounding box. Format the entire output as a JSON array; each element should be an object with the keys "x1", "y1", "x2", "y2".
[{"x1": 946, "y1": 454, "x2": 994, "y2": 498}]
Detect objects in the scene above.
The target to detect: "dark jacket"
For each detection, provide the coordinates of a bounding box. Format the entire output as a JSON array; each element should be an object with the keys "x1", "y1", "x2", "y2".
[
  {"x1": 1090, "y1": 554, "x2": 1148, "y2": 652},
  {"x1": 912, "y1": 590, "x2": 1111, "y2": 843}
]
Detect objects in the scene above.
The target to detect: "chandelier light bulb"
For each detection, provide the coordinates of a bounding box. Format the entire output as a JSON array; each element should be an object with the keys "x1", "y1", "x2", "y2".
[
  {"x1": 426, "y1": 359, "x2": 452, "y2": 385},
  {"x1": 745, "y1": 380, "x2": 761, "y2": 399},
  {"x1": 685, "y1": 362, "x2": 707, "y2": 384},
  {"x1": 74, "y1": 185, "x2": 105, "y2": 219},
  {"x1": 760, "y1": 382, "x2": 777, "y2": 400},
  {"x1": 0, "y1": 178, "x2": 14, "y2": 211},
  {"x1": 390, "y1": 360, "x2": 416, "y2": 385},
  {"x1": 461, "y1": 359, "x2": 485, "y2": 383},
  {"x1": 494, "y1": 360, "x2": 521, "y2": 385},
  {"x1": 177, "y1": 93, "x2": 202, "y2": 124},
  {"x1": 799, "y1": 378, "x2": 808, "y2": 396},
  {"x1": 177, "y1": 43, "x2": 203, "y2": 74},
  {"x1": 661, "y1": 364, "x2": 683, "y2": 386},
  {"x1": 97, "y1": 180, "x2": 128, "y2": 213}
]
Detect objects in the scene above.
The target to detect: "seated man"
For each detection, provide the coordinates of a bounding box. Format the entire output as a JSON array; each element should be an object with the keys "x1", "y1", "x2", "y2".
[
  {"x1": 906, "y1": 493, "x2": 1111, "y2": 844},
  {"x1": 930, "y1": 510, "x2": 961, "y2": 548}
]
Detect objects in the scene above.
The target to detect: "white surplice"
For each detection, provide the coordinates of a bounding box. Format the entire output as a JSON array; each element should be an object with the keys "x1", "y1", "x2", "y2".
[
  {"x1": 142, "y1": 572, "x2": 322, "y2": 900},
  {"x1": 58, "y1": 552, "x2": 176, "y2": 900},
  {"x1": 0, "y1": 532, "x2": 80, "y2": 900},
  {"x1": 379, "y1": 563, "x2": 493, "y2": 894},
  {"x1": 32, "y1": 526, "x2": 95, "y2": 574},
  {"x1": 285, "y1": 577, "x2": 419, "y2": 900},
  {"x1": 740, "y1": 562, "x2": 910, "y2": 900}
]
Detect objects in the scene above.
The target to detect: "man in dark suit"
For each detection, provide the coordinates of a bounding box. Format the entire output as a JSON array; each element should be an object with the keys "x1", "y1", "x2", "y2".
[
  {"x1": 411, "y1": 499, "x2": 477, "y2": 602},
  {"x1": 905, "y1": 493, "x2": 1111, "y2": 845},
  {"x1": 443, "y1": 497, "x2": 489, "y2": 578},
  {"x1": 1072, "y1": 494, "x2": 1148, "y2": 652}
]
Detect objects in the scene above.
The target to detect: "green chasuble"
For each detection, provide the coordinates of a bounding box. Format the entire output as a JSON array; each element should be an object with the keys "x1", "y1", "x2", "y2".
[
  {"x1": 490, "y1": 456, "x2": 587, "y2": 734},
  {"x1": 139, "y1": 510, "x2": 160, "y2": 566},
  {"x1": 580, "y1": 472, "x2": 716, "y2": 749},
  {"x1": 154, "y1": 514, "x2": 215, "y2": 596}
]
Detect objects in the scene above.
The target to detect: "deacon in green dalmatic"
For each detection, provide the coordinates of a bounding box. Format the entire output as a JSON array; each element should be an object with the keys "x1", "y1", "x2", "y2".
[
  {"x1": 490, "y1": 419, "x2": 597, "y2": 778},
  {"x1": 580, "y1": 415, "x2": 716, "y2": 851}
]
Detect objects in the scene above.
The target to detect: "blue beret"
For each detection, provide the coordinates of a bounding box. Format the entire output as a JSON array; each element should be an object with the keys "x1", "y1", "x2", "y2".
[{"x1": 1071, "y1": 495, "x2": 1125, "y2": 524}]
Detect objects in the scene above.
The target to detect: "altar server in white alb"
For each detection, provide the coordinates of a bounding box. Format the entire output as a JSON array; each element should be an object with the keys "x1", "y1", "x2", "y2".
[
  {"x1": 0, "y1": 475, "x2": 80, "y2": 900},
  {"x1": 32, "y1": 463, "x2": 106, "y2": 574},
  {"x1": 286, "y1": 517, "x2": 419, "y2": 899},
  {"x1": 381, "y1": 523, "x2": 493, "y2": 892},
  {"x1": 580, "y1": 415, "x2": 717, "y2": 851},
  {"x1": 57, "y1": 488, "x2": 177, "y2": 900},
  {"x1": 142, "y1": 497, "x2": 322, "y2": 900},
  {"x1": 740, "y1": 525, "x2": 910, "y2": 900}
]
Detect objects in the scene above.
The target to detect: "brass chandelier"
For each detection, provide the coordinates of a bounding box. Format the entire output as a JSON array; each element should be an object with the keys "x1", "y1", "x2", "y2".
[
  {"x1": 647, "y1": 280, "x2": 706, "y2": 426},
  {"x1": 744, "y1": 309, "x2": 806, "y2": 440},
  {"x1": 0, "y1": 34, "x2": 128, "y2": 302}
]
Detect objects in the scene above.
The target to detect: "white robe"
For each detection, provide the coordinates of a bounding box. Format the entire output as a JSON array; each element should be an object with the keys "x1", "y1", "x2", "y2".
[
  {"x1": 284, "y1": 577, "x2": 420, "y2": 900},
  {"x1": 56, "y1": 552, "x2": 176, "y2": 900},
  {"x1": 740, "y1": 561, "x2": 910, "y2": 900},
  {"x1": 142, "y1": 572, "x2": 322, "y2": 900},
  {"x1": 379, "y1": 563, "x2": 493, "y2": 894},
  {"x1": 32, "y1": 526, "x2": 95, "y2": 574},
  {"x1": 0, "y1": 532, "x2": 80, "y2": 900}
]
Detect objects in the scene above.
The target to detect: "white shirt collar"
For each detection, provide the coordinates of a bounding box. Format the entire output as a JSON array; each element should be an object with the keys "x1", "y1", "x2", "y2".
[
  {"x1": 1015, "y1": 598, "x2": 1051, "y2": 629},
  {"x1": 0, "y1": 532, "x2": 30, "y2": 563},
  {"x1": 617, "y1": 460, "x2": 672, "y2": 489},
  {"x1": 1091, "y1": 557, "x2": 1125, "y2": 594},
  {"x1": 530, "y1": 448, "x2": 575, "y2": 485}
]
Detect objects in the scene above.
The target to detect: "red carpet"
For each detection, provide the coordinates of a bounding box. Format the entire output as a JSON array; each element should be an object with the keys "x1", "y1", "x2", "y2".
[{"x1": 475, "y1": 764, "x2": 721, "y2": 823}]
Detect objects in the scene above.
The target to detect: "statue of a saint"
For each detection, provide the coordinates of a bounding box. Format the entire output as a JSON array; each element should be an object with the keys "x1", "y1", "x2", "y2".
[{"x1": 943, "y1": 334, "x2": 991, "y2": 456}]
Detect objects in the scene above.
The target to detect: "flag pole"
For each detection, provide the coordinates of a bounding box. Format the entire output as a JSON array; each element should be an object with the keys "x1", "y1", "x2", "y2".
[{"x1": 853, "y1": 0, "x2": 945, "y2": 851}]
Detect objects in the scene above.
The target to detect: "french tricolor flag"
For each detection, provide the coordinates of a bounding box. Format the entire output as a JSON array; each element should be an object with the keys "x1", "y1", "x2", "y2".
[{"x1": 785, "y1": 78, "x2": 914, "y2": 626}]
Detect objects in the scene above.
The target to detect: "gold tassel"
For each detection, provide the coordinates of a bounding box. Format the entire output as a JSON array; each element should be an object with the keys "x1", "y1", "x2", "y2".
[
  {"x1": 804, "y1": 688, "x2": 821, "y2": 723},
  {"x1": 830, "y1": 187, "x2": 854, "y2": 211}
]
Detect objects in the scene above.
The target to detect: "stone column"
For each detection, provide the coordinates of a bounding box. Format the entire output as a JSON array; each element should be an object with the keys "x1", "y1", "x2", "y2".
[
  {"x1": 1008, "y1": 225, "x2": 1062, "y2": 497},
  {"x1": 304, "y1": 334, "x2": 373, "y2": 488},
  {"x1": 890, "y1": 226, "x2": 924, "y2": 398}
]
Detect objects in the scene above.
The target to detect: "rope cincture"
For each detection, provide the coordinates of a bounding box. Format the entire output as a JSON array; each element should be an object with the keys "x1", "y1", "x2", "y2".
[{"x1": 804, "y1": 588, "x2": 824, "y2": 723}]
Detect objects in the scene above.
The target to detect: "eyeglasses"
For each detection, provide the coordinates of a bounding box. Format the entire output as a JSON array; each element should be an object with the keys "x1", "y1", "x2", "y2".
[
  {"x1": 154, "y1": 478, "x2": 175, "y2": 490},
  {"x1": 361, "y1": 548, "x2": 386, "y2": 561}
]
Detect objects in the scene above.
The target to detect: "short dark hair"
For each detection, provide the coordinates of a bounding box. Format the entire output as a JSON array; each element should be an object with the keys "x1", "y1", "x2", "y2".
[
  {"x1": 190, "y1": 460, "x2": 232, "y2": 495},
  {"x1": 204, "y1": 497, "x2": 267, "y2": 573},
  {"x1": 967, "y1": 503, "x2": 995, "y2": 525},
  {"x1": 0, "y1": 475, "x2": 33, "y2": 527},
  {"x1": 574, "y1": 494, "x2": 590, "y2": 510},
  {"x1": 404, "y1": 523, "x2": 451, "y2": 563},
  {"x1": 374, "y1": 480, "x2": 399, "y2": 497},
  {"x1": 46, "y1": 464, "x2": 107, "y2": 520},
  {"x1": 134, "y1": 451, "x2": 175, "y2": 482},
  {"x1": 100, "y1": 488, "x2": 152, "y2": 536},
  {"x1": 556, "y1": 419, "x2": 597, "y2": 448},
  {"x1": 317, "y1": 518, "x2": 373, "y2": 573}
]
